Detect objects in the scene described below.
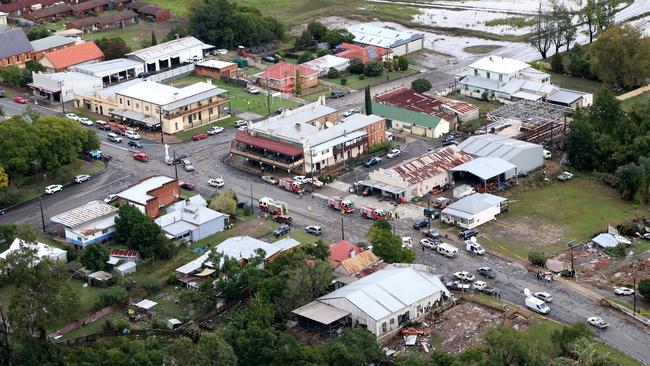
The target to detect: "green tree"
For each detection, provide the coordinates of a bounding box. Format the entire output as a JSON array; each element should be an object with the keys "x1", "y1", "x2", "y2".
[
  {"x1": 484, "y1": 327, "x2": 530, "y2": 365},
  {"x1": 590, "y1": 24, "x2": 650, "y2": 89},
  {"x1": 430, "y1": 351, "x2": 458, "y2": 366},
  {"x1": 364, "y1": 60, "x2": 384, "y2": 77},
  {"x1": 193, "y1": 333, "x2": 238, "y2": 366},
  {"x1": 550, "y1": 3, "x2": 573, "y2": 53},
  {"x1": 150, "y1": 31, "x2": 157, "y2": 46},
  {"x1": 209, "y1": 189, "x2": 238, "y2": 216},
  {"x1": 26, "y1": 27, "x2": 50, "y2": 41},
  {"x1": 582, "y1": 0, "x2": 599, "y2": 43},
  {"x1": 321, "y1": 328, "x2": 382, "y2": 366},
  {"x1": 79, "y1": 243, "x2": 108, "y2": 271},
  {"x1": 349, "y1": 58, "x2": 364, "y2": 74},
  {"x1": 165, "y1": 26, "x2": 188, "y2": 41},
  {"x1": 567, "y1": 45, "x2": 592, "y2": 78},
  {"x1": 364, "y1": 85, "x2": 372, "y2": 115},
  {"x1": 307, "y1": 21, "x2": 328, "y2": 40},
  {"x1": 551, "y1": 321, "x2": 592, "y2": 356},
  {"x1": 551, "y1": 53, "x2": 564, "y2": 73},
  {"x1": 0, "y1": 66, "x2": 28, "y2": 87},
  {"x1": 96, "y1": 38, "x2": 131, "y2": 61},
  {"x1": 411, "y1": 78, "x2": 432, "y2": 93},
  {"x1": 327, "y1": 67, "x2": 340, "y2": 79},
  {"x1": 294, "y1": 69, "x2": 302, "y2": 95},
  {"x1": 297, "y1": 52, "x2": 314, "y2": 63},
  {"x1": 294, "y1": 30, "x2": 312, "y2": 50},
  {"x1": 528, "y1": 251, "x2": 547, "y2": 266},
  {"x1": 638, "y1": 279, "x2": 650, "y2": 301},
  {"x1": 317, "y1": 48, "x2": 331, "y2": 57},
  {"x1": 323, "y1": 28, "x2": 354, "y2": 47},
  {"x1": 0, "y1": 167, "x2": 8, "y2": 190},
  {"x1": 564, "y1": 114, "x2": 597, "y2": 170},
  {"x1": 367, "y1": 220, "x2": 402, "y2": 262},
  {"x1": 396, "y1": 56, "x2": 409, "y2": 71},
  {"x1": 114, "y1": 203, "x2": 169, "y2": 258}
]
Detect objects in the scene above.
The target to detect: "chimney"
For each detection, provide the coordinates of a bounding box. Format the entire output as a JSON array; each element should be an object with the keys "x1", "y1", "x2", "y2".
[
  {"x1": 173, "y1": 92, "x2": 180, "y2": 100},
  {"x1": 206, "y1": 79, "x2": 212, "y2": 85},
  {"x1": 349, "y1": 249, "x2": 356, "y2": 258}
]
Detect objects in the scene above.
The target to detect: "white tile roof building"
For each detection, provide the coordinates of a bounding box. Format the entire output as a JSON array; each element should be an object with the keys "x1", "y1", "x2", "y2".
[
  {"x1": 0, "y1": 238, "x2": 67, "y2": 266},
  {"x1": 155, "y1": 196, "x2": 228, "y2": 243},
  {"x1": 458, "y1": 134, "x2": 544, "y2": 174},
  {"x1": 50, "y1": 200, "x2": 118, "y2": 248},
  {"x1": 441, "y1": 193, "x2": 507, "y2": 229},
  {"x1": 348, "y1": 23, "x2": 424, "y2": 56}
]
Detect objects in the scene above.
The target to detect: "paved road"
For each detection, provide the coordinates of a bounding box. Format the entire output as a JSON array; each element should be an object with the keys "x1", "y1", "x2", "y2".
[{"x1": 0, "y1": 98, "x2": 61, "y2": 118}]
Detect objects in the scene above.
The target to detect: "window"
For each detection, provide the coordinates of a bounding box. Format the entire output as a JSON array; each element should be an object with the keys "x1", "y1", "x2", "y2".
[
  {"x1": 208, "y1": 97, "x2": 212, "y2": 103},
  {"x1": 135, "y1": 103, "x2": 139, "y2": 109},
  {"x1": 102, "y1": 229, "x2": 108, "y2": 234},
  {"x1": 127, "y1": 100, "x2": 130, "y2": 107},
  {"x1": 209, "y1": 108, "x2": 213, "y2": 115},
  {"x1": 499, "y1": 74, "x2": 503, "y2": 81},
  {"x1": 486, "y1": 72, "x2": 491, "y2": 79},
  {"x1": 145, "y1": 106, "x2": 149, "y2": 112},
  {"x1": 382, "y1": 322, "x2": 387, "y2": 333},
  {"x1": 390, "y1": 318, "x2": 395, "y2": 324},
  {"x1": 77, "y1": 236, "x2": 82, "y2": 241},
  {"x1": 119, "y1": 97, "x2": 122, "y2": 104},
  {"x1": 473, "y1": 69, "x2": 478, "y2": 76},
  {"x1": 175, "y1": 122, "x2": 178, "y2": 130}
]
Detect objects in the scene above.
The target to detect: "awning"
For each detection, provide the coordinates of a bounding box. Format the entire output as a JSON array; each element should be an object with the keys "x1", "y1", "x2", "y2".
[
  {"x1": 292, "y1": 301, "x2": 350, "y2": 325},
  {"x1": 111, "y1": 109, "x2": 161, "y2": 128},
  {"x1": 134, "y1": 299, "x2": 157, "y2": 310},
  {"x1": 106, "y1": 257, "x2": 120, "y2": 265},
  {"x1": 449, "y1": 157, "x2": 516, "y2": 181},
  {"x1": 360, "y1": 179, "x2": 405, "y2": 195},
  {"x1": 235, "y1": 131, "x2": 303, "y2": 157}
]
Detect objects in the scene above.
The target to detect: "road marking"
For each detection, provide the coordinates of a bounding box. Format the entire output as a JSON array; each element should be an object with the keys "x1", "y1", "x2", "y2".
[
  {"x1": 71, "y1": 175, "x2": 132, "y2": 198},
  {"x1": 101, "y1": 141, "x2": 131, "y2": 152}
]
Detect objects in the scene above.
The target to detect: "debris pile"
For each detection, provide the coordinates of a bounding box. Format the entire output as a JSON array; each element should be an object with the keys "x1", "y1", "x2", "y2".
[{"x1": 434, "y1": 302, "x2": 503, "y2": 354}]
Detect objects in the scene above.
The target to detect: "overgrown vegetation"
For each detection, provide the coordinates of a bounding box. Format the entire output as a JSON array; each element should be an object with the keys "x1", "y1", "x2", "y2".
[
  {"x1": 485, "y1": 17, "x2": 535, "y2": 28},
  {"x1": 367, "y1": 220, "x2": 415, "y2": 263}
]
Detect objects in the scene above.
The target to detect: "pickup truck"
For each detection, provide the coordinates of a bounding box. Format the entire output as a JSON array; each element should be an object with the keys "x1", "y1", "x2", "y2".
[{"x1": 445, "y1": 281, "x2": 471, "y2": 291}]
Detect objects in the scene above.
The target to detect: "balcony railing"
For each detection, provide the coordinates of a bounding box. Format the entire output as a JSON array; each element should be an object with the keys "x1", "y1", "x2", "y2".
[
  {"x1": 166, "y1": 98, "x2": 229, "y2": 118},
  {"x1": 231, "y1": 147, "x2": 303, "y2": 169},
  {"x1": 332, "y1": 137, "x2": 367, "y2": 155}
]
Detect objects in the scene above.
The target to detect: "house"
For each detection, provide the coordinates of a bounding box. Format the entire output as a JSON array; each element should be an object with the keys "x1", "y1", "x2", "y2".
[
  {"x1": 0, "y1": 238, "x2": 67, "y2": 266},
  {"x1": 110, "y1": 80, "x2": 229, "y2": 134},
  {"x1": 334, "y1": 250, "x2": 382, "y2": 277},
  {"x1": 0, "y1": 0, "x2": 61, "y2": 17},
  {"x1": 441, "y1": 193, "x2": 508, "y2": 229},
  {"x1": 0, "y1": 29, "x2": 34, "y2": 67},
  {"x1": 301, "y1": 55, "x2": 350, "y2": 77},
  {"x1": 126, "y1": 36, "x2": 213, "y2": 73},
  {"x1": 72, "y1": 58, "x2": 144, "y2": 85},
  {"x1": 116, "y1": 176, "x2": 180, "y2": 218},
  {"x1": 38, "y1": 41, "x2": 104, "y2": 72},
  {"x1": 293, "y1": 265, "x2": 449, "y2": 338},
  {"x1": 372, "y1": 102, "x2": 450, "y2": 139},
  {"x1": 329, "y1": 240, "x2": 363, "y2": 267},
  {"x1": 458, "y1": 56, "x2": 592, "y2": 108},
  {"x1": 75, "y1": 78, "x2": 143, "y2": 116},
  {"x1": 29, "y1": 71, "x2": 103, "y2": 102},
  {"x1": 458, "y1": 134, "x2": 544, "y2": 174},
  {"x1": 67, "y1": 9, "x2": 138, "y2": 33},
  {"x1": 348, "y1": 23, "x2": 424, "y2": 56},
  {"x1": 376, "y1": 87, "x2": 479, "y2": 123},
  {"x1": 366, "y1": 145, "x2": 473, "y2": 201},
  {"x1": 54, "y1": 28, "x2": 84, "y2": 38},
  {"x1": 71, "y1": 0, "x2": 110, "y2": 17},
  {"x1": 256, "y1": 62, "x2": 319, "y2": 93},
  {"x1": 336, "y1": 42, "x2": 392, "y2": 64},
  {"x1": 195, "y1": 60, "x2": 238, "y2": 79},
  {"x1": 134, "y1": 3, "x2": 170, "y2": 21},
  {"x1": 24, "y1": 2, "x2": 70, "y2": 24},
  {"x1": 155, "y1": 196, "x2": 229, "y2": 243},
  {"x1": 50, "y1": 200, "x2": 119, "y2": 248},
  {"x1": 30, "y1": 35, "x2": 77, "y2": 59}
]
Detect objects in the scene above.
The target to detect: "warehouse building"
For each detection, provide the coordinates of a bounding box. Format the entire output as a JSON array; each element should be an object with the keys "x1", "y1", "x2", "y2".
[
  {"x1": 72, "y1": 58, "x2": 144, "y2": 85},
  {"x1": 29, "y1": 71, "x2": 103, "y2": 102},
  {"x1": 348, "y1": 23, "x2": 424, "y2": 56},
  {"x1": 126, "y1": 36, "x2": 213, "y2": 73},
  {"x1": 458, "y1": 134, "x2": 543, "y2": 174}
]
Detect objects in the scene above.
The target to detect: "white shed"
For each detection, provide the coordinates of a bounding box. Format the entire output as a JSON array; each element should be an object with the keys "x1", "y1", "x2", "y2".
[
  {"x1": 115, "y1": 261, "x2": 137, "y2": 276},
  {"x1": 441, "y1": 193, "x2": 507, "y2": 229},
  {"x1": 458, "y1": 134, "x2": 543, "y2": 174}
]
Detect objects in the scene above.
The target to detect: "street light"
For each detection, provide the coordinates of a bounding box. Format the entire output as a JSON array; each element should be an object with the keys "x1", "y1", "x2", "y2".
[
  {"x1": 58, "y1": 80, "x2": 65, "y2": 113},
  {"x1": 32, "y1": 161, "x2": 46, "y2": 233}
]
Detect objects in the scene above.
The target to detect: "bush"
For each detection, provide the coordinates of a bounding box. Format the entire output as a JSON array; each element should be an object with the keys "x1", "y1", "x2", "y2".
[
  {"x1": 368, "y1": 141, "x2": 391, "y2": 155},
  {"x1": 327, "y1": 67, "x2": 340, "y2": 79},
  {"x1": 605, "y1": 243, "x2": 626, "y2": 257},
  {"x1": 358, "y1": 74, "x2": 365, "y2": 80},
  {"x1": 411, "y1": 78, "x2": 432, "y2": 93},
  {"x1": 364, "y1": 61, "x2": 384, "y2": 77},
  {"x1": 396, "y1": 56, "x2": 409, "y2": 71},
  {"x1": 349, "y1": 58, "x2": 364, "y2": 74},
  {"x1": 94, "y1": 286, "x2": 128, "y2": 310},
  {"x1": 639, "y1": 279, "x2": 650, "y2": 301},
  {"x1": 317, "y1": 48, "x2": 331, "y2": 57},
  {"x1": 340, "y1": 77, "x2": 347, "y2": 86},
  {"x1": 528, "y1": 251, "x2": 547, "y2": 266},
  {"x1": 297, "y1": 52, "x2": 314, "y2": 64},
  {"x1": 550, "y1": 53, "x2": 564, "y2": 73}
]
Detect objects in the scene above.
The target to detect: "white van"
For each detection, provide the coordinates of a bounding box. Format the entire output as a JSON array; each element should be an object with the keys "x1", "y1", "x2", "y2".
[
  {"x1": 465, "y1": 238, "x2": 485, "y2": 255},
  {"x1": 385, "y1": 131, "x2": 394, "y2": 141},
  {"x1": 436, "y1": 243, "x2": 458, "y2": 257},
  {"x1": 524, "y1": 288, "x2": 550, "y2": 314}
]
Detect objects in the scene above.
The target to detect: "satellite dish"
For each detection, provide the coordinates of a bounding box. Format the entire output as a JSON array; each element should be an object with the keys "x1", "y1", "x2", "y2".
[
  {"x1": 470, "y1": 236, "x2": 477, "y2": 243},
  {"x1": 524, "y1": 288, "x2": 531, "y2": 297},
  {"x1": 325, "y1": 121, "x2": 334, "y2": 128},
  {"x1": 314, "y1": 121, "x2": 321, "y2": 128}
]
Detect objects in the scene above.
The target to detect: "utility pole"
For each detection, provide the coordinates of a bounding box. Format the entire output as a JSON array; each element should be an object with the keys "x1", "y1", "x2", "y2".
[
  {"x1": 32, "y1": 161, "x2": 46, "y2": 233},
  {"x1": 172, "y1": 150, "x2": 178, "y2": 180},
  {"x1": 340, "y1": 217, "x2": 344, "y2": 240},
  {"x1": 266, "y1": 77, "x2": 271, "y2": 115},
  {"x1": 427, "y1": 196, "x2": 431, "y2": 230},
  {"x1": 159, "y1": 107, "x2": 165, "y2": 144},
  {"x1": 58, "y1": 80, "x2": 65, "y2": 113},
  {"x1": 633, "y1": 262, "x2": 638, "y2": 314},
  {"x1": 250, "y1": 183, "x2": 253, "y2": 214},
  {"x1": 567, "y1": 240, "x2": 576, "y2": 277}
]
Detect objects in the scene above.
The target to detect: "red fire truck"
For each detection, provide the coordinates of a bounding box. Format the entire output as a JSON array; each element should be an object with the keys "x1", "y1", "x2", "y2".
[
  {"x1": 259, "y1": 197, "x2": 288, "y2": 215},
  {"x1": 278, "y1": 178, "x2": 304, "y2": 194},
  {"x1": 359, "y1": 206, "x2": 385, "y2": 220},
  {"x1": 327, "y1": 196, "x2": 355, "y2": 213}
]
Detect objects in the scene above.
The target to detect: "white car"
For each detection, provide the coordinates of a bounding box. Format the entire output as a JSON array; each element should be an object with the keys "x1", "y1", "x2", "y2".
[
  {"x1": 587, "y1": 317, "x2": 609, "y2": 329},
  {"x1": 420, "y1": 238, "x2": 437, "y2": 249},
  {"x1": 401, "y1": 237, "x2": 412, "y2": 249},
  {"x1": 343, "y1": 108, "x2": 359, "y2": 117},
  {"x1": 292, "y1": 176, "x2": 312, "y2": 184},
  {"x1": 386, "y1": 148, "x2": 401, "y2": 158},
  {"x1": 614, "y1": 287, "x2": 634, "y2": 296},
  {"x1": 216, "y1": 48, "x2": 228, "y2": 55},
  {"x1": 78, "y1": 117, "x2": 93, "y2": 126},
  {"x1": 208, "y1": 178, "x2": 225, "y2": 188},
  {"x1": 44, "y1": 184, "x2": 63, "y2": 194},
  {"x1": 74, "y1": 174, "x2": 90, "y2": 183},
  {"x1": 104, "y1": 194, "x2": 118, "y2": 204},
  {"x1": 238, "y1": 126, "x2": 248, "y2": 131},
  {"x1": 557, "y1": 171, "x2": 574, "y2": 181},
  {"x1": 65, "y1": 113, "x2": 79, "y2": 121},
  {"x1": 207, "y1": 126, "x2": 224, "y2": 135},
  {"x1": 125, "y1": 130, "x2": 141, "y2": 140},
  {"x1": 247, "y1": 87, "x2": 261, "y2": 94},
  {"x1": 453, "y1": 271, "x2": 476, "y2": 282},
  {"x1": 473, "y1": 280, "x2": 487, "y2": 291},
  {"x1": 534, "y1": 291, "x2": 553, "y2": 303}
]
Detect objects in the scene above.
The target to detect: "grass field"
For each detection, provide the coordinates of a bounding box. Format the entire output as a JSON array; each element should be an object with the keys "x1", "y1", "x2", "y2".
[
  {"x1": 482, "y1": 178, "x2": 644, "y2": 258},
  {"x1": 621, "y1": 91, "x2": 650, "y2": 112},
  {"x1": 173, "y1": 116, "x2": 239, "y2": 142},
  {"x1": 84, "y1": 21, "x2": 174, "y2": 50},
  {"x1": 327, "y1": 69, "x2": 420, "y2": 90},
  {"x1": 544, "y1": 70, "x2": 606, "y2": 95}
]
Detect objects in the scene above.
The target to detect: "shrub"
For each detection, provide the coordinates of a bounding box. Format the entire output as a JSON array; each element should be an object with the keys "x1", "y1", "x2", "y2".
[
  {"x1": 297, "y1": 52, "x2": 314, "y2": 64},
  {"x1": 528, "y1": 251, "x2": 547, "y2": 266},
  {"x1": 327, "y1": 67, "x2": 340, "y2": 79},
  {"x1": 317, "y1": 48, "x2": 331, "y2": 57},
  {"x1": 605, "y1": 243, "x2": 626, "y2": 257},
  {"x1": 349, "y1": 58, "x2": 364, "y2": 74},
  {"x1": 411, "y1": 78, "x2": 432, "y2": 93},
  {"x1": 340, "y1": 77, "x2": 347, "y2": 86},
  {"x1": 358, "y1": 74, "x2": 365, "y2": 80},
  {"x1": 639, "y1": 279, "x2": 650, "y2": 301},
  {"x1": 368, "y1": 141, "x2": 391, "y2": 155},
  {"x1": 364, "y1": 61, "x2": 384, "y2": 77},
  {"x1": 94, "y1": 286, "x2": 128, "y2": 310},
  {"x1": 550, "y1": 52, "x2": 564, "y2": 73}
]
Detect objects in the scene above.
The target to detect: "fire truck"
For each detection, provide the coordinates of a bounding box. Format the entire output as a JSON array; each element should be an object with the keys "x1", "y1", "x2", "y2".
[
  {"x1": 359, "y1": 206, "x2": 385, "y2": 220},
  {"x1": 259, "y1": 197, "x2": 288, "y2": 215},
  {"x1": 327, "y1": 196, "x2": 355, "y2": 213},
  {"x1": 278, "y1": 178, "x2": 304, "y2": 194}
]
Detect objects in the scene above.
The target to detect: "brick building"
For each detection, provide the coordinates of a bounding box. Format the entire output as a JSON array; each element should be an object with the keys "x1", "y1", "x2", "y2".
[{"x1": 116, "y1": 176, "x2": 180, "y2": 218}]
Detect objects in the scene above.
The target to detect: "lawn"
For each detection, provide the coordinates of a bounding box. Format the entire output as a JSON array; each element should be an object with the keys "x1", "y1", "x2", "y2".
[
  {"x1": 544, "y1": 70, "x2": 606, "y2": 95},
  {"x1": 327, "y1": 69, "x2": 420, "y2": 90},
  {"x1": 84, "y1": 21, "x2": 174, "y2": 50},
  {"x1": 482, "y1": 177, "x2": 644, "y2": 259},
  {"x1": 621, "y1": 90, "x2": 650, "y2": 112},
  {"x1": 173, "y1": 116, "x2": 239, "y2": 142},
  {"x1": 143, "y1": 0, "x2": 190, "y2": 16}
]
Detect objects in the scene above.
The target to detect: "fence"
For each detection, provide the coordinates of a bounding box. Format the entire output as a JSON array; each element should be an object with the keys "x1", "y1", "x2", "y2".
[
  {"x1": 54, "y1": 328, "x2": 177, "y2": 346},
  {"x1": 149, "y1": 64, "x2": 196, "y2": 83},
  {"x1": 48, "y1": 302, "x2": 127, "y2": 339},
  {"x1": 616, "y1": 84, "x2": 650, "y2": 101}
]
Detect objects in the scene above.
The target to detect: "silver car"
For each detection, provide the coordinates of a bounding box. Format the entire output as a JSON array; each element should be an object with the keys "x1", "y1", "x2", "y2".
[{"x1": 181, "y1": 159, "x2": 194, "y2": 172}]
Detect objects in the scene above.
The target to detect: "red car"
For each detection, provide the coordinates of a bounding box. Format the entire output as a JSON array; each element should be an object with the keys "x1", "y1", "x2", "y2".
[
  {"x1": 133, "y1": 152, "x2": 150, "y2": 162},
  {"x1": 192, "y1": 133, "x2": 208, "y2": 141},
  {"x1": 13, "y1": 96, "x2": 27, "y2": 104},
  {"x1": 181, "y1": 182, "x2": 195, "y2": 191}
]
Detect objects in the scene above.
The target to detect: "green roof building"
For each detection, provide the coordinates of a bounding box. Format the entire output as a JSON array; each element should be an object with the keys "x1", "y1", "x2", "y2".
[{"x1": 371, "y1": 103, "x2": 450, "y2": 138}]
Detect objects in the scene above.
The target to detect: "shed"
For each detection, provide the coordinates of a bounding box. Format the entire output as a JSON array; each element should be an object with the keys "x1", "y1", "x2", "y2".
[
  {"x1": 458, "y1": 134, "x2": 543, "y2": 174},
  {"x1": 372, "y1": 102, "x2": 450, "y2": 139},
  {"x1": 134, "y1": 299, "x2": 157, "y2": 310},
  {"x1": 292, "y1": 301, "x2": 350, "y2": 337},
  {"x1": 167, "y1": 318, "x2": 182, "y2": 329},
  {"x1": 448, "y1": 157, "x2": 516, "y2": 188},
  {"x1": 115, "y1": 261, "x2": 137, "y2": 276},
  {"x1": 441, "y1": 193, "x2": 507, "y2": 229}
]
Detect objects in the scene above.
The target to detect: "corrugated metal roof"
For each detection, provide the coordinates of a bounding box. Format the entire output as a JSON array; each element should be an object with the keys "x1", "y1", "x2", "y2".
[
  {"x1": 235, "y1": 130, "x2": 303, "y2": 157},
  {"x1": 72, "y1": 58, "x2": 143, "y2": 76},
  {"x1": 388, "y1": 145, "x2": 473, "y2": 185},
  {"x1": 292, "y1": 301, "x2": 350, "y2": 325},
  {"x1": 50, "y1": 200, "x2": 118, "y2": 228},
  {"x1": 348, "y1": 23, "x2": 424, "y2": 49},
  {"x1": 547, "y1": 89, "x2": 584, "y2": 105},
  {"x1": 442, "y1": 193, "x2": 506, "y2": 216},
  {"x1": 458, "y1": 134, "x2": 542, "y2": 161},
  {"x1": 339, "y1": 250, "x2": 380, "y2": 275},
  {"x1": 372, "y1": 103, "x2": 442, "y2": 129},
  {"x1": 126, "y1": 36, "x2": 212, "y2": 61},
  {"x1": 0, "y1": 29, "x2": 33, "y2": 59},
  {"x1": 30, "y1": 35, "x2": 75, "y2": 52},
  {"x1": 117, "y1": 176, "x2": 176, "y2": 205},
  {"x1": 449, "y1": 157, "x2": 516, "y2": 180},
  {"x1": 375, "y1": 87, "x2": 455, "y2": 121}
]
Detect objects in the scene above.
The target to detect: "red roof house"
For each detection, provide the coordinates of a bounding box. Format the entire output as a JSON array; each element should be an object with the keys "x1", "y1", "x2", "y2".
[
  {"x1": 38, "y1": 41, "x2": 104, "y2": 72},
  {"x1": 257, "y1": 62, "x2": 319, "y2": 93},
  {"x1": 329, "y1": 240, "x2": 363, "y2": 267},
  {"x1": 337, "y1": 43, "x2": 393, "y2": 64}
]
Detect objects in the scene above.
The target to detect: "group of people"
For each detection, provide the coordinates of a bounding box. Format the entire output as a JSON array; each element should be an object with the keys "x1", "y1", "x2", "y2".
[{"x1": 536, "y1": 271, "x2": 554, "y2": 283}]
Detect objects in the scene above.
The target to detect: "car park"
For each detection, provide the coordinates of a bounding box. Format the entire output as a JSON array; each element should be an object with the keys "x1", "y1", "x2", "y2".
[
  {"x1": 192, "y1": 133, "x2": 208, "y2": 141},
  {"x1": 424, "y1": 229, "x2": 440, "y2": 239},
  {"x1": 181, "y1": 159, "x2": 194, "y2": 172},
  {"x1": 107, "y1": 133, "x2": 122, "y2": 143},
  {"x1": 207, "y1": 126, "x2": 224, "y2": 135},
  {"x1": 614, "y1": 287, "x2": 634, "y2": 296},
  {"x1": 274, "y1": 224, "x2": 290, "y2": 237},
  {"x1": 208, "y1": 178, "x2": 225, "y2": 188},
  {"x1": 125, "y1": 130, "x2": 140, "y2": 140},
  {"x1": 79, "y1": 117, "x2": 93, "y2": 126},
  {"x1": 534, "y1": 291, "x2": 553, "y2": 303},
  {"x1": 305, "y1": 225, "x2": 322, "y2": 236},
  {"x1": 386, "y1": 148, "x2": 401, "y2": 158},
  {"x1": 477, "y1": 266, "x2": 496, "y2": 278},
  {"x1": 262, "y1": 175, "x2": 278, "y2": 185},
  {"x1": 128, "y1": 140, "x2": 143, "y2": 149},
  {"x1": 453, "y1": 271, "x2": 476, "y2": 282},
  {"x1": 587, "y1": 317, "x2": 609, "y2": 329},
  {"x1": 436, "y1": 243, "x2": 458, "y2": 257},
  {"x1": 364, "y1": 157, "x2": 381, "y2": 167},
  {"x1": 459, "y1": 229, "x2": 478, "y2": 240},
  {"x1": 181, "y1": 182, "x2": 195, "y2": 191},
  {"x1": 104, "y1": 194, "x2": 118, "y2": 204},
  {"x1": 330, "y1": 91, "x2": 345, "y2": 99},
  {"x1": 13, "y1": 96, "x2": 27, "y2": 104},
  {"x1": 45, "y1": 184, "x2": 63, "y2": 194},
  {"x1": 420, "y1": 238, "x2": 438, "y2": 249},
  {"x1": 133, "y1": 152, "x2": 149, "y2": 162},
  {"x1": 412, "y1": 219, "x2": 428, "y2": 230},
  {"x1": 557, "y1": 171, "x2": 574, "y2": 181}
]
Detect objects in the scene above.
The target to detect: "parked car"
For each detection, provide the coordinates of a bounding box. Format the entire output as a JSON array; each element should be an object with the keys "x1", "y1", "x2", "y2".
[
  {"x1": 557, "y1": 171, "x2": 574, "y2": 181},
  {"x1": 74, "y1": 174, "x2": 90, "y2": 183},
  {"x1": 13, "y1": 96, "x2": 27, "y2": 104},
  {"x1": 78, "y1": 117, "x2": 93, "y2": 126},
  {"x1": 128, "y1": 140, "x2": 143, "y2": 149},
  {"x1": 401, "y1": 237, "x2": 413, "y2": 248},
  {"x1": 107, "y1": 133, "x2": 122, "y2": 143},
  {"x1": 587, "y1": 317, "x2": 609, "y2": 329},
  {"x1": 343, "y1": 108, "x2": 359, "y2": 117},
  {"x1": 125, "y1": 130, "x2": 141, "y2": 140},
  {"x1": 305, "y1": 225, "x2": 322, "y2": 236},
  {"x1": 412, "y1": 219, "x2": 428, "y2": 230},
  {"x1": 442, "y1": 140, "x2": 460, "y2": 146},
  {"x1": 44, "y1": 184, "x2": 63, "y2": 194},
  {"x1": 525, "y1": 290, "x2": 550, "y2": 314},
  {"x1": 208, "y1": 178, "x2": 225, "y2": 188},
  {"x1": 262, "y1": 175, "x2": 279, "y2": 185},
  {"x1": 473, "y1": 280, "x2": 487, "y2": 291},
  {"x1": 274, "y1": 215, "x2": 293, "y2": 225},
  {"x1": 614, "y1": 287, "x2": 634, "y2": 296},
  {"x1": 420, "y1": 238, "x2": 438, "y2": 249},
  {"x1": 247, "y1": 87, "x2": 261, "y2": 94},
  {"x1": 330, "y1": 90, "x2": 346, "y2": 99},
  {"x1": 104, "y1": 194, "x2": 118, "y2": 204},
  {"x1": 181, "y1": 159, "x2": 194, "y2": 172},
  {"x1": 137, "y1": 72, "x2": 151, "y2": 78},
  {"x1": 192, "y1": 133, "x2": 208, "y2": 141},
  {"x1": 453, "y1": 271, "x2": 476, "y2": 282},
  {"x1": 234, "y1": 120, "x2": 248, "y2": 128},
  {"x1": 207, "y1": 126, "x2": 224, "y2": 135},
  {"x1": 534, "y1": 291, "x2": 553, "y2": 303},
  {"x1": 133, "y1": 152, "x2": 149, "y2": 162},
  {"x1": 64, "y1": 113, "x2": 79, "y2": 120},
  {"x1": 459, "y1": 229, "x2": 478, "y2": 240},
  {"x1": 446, "y1": 281, "x2": 471, "y2": 291},
  {"x1": 292, "y1": 176, "x2": 312, "y2": 184},
  {"x1": 166, "y1": 154, "x2": 187, "y2": 165},
  {"x1": 364, "y1": 157, "x2": 381, "y2": 167},
  {"x1": 238, "y1": 125, "x2": 248, "y2": 131},
  {"x1": 0, "y1": 89, "x2": 5, "y2": 97},
  {"x1": 477, "y1": 266, "x2": 496, "y2": 279},
  {"x1": 216, "y1": 49, "x2": 228, "y2": 55},
  {"x1": 423, "y1": 208, "x2": 441, "y2": 219},
  {"x1": 465, "y1": 240, "x2": 485, "y2": 255},
  {"x1": 274, "y1": 224, "x2": 291, "y2": 237},
  {"x1": 424, "y1": 229, "x2": 440, "y2": 239},
  {"x1": 263, "y1": 56, "x2": 276, "y2": 63},
  {"x1": 386, "y1": 148, "x2": 401, "y2": 158},
  {"x1": 181, "y1": 182, "x2": 195, "y2": 191},
  {"x1": 95, "y1": 120, "x2": 111, "y2": 130}
]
